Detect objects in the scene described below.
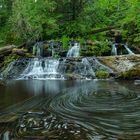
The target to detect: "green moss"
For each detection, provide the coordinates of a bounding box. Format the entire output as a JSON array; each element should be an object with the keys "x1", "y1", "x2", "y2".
[
  {"x1": 3, "y1": 54, "x2": 20, "y2": 68},
  {"x1": 120, "y1": 68, "x2": 140, "y2": 79},
  {"x1": 95, "y1": 70, "x2": 109, "y2": 79}
]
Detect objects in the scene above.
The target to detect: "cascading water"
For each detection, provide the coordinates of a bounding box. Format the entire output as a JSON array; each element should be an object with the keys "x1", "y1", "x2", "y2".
[
  {"x1": 67, "y1": 43, "x2": 80, "y2": 57},
  {"x1": 33, "y1": 42, "x2": 43, "y2": 57},
  {"x1": 94, "y1": 58, "x2": 114, "y2": 73},
  {"x1": 124, "y1": 44, "x2": 135, "y2": 55},
  {"x1": 3, "y1": 131, "x2": 10, "y2": 140},
  {"x1": 111, "y1": 43, "x2": 135, "y2": 55},
  {"x1": 18, "y1": 42, "x2": 64, "y2": 80},
  {"x1": 111, "y1": 43, "x2": 117, "y2": 55},
  {"x1": 81, "y1": 58, "x2": 95, "y2": 78},
  {"x1": 18, "y1": 58, "x2": 64, "y2": 80}
]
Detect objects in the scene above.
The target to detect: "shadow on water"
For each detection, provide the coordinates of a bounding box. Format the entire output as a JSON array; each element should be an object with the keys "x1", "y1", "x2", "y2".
[{"x1": 0, "y1": 80, "x2": 140, "y2": 140}]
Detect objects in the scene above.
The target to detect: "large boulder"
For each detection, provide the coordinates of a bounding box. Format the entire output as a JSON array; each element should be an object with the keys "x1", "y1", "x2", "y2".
[{"x1": 98, "y1": 55, "x2": 140, "y2": 79}]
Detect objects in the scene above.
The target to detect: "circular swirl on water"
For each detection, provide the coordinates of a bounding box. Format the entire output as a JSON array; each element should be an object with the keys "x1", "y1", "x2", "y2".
[{"x1": 49, "y1": 80, "x2": 140, "y2": 139}]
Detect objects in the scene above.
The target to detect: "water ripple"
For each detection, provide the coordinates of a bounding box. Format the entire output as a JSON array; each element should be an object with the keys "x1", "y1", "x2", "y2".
[{"x1": 49, "y1": 81, "x2": 140, "y2": 139}]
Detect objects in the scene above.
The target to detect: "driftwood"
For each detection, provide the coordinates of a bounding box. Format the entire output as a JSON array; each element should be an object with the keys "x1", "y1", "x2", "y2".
[
  {"x1": 0, "y1": 45, "x2": 15, "y2": 57},
  {"x1": 12, "y1": 48, "x2": 27, "y2": 56}
]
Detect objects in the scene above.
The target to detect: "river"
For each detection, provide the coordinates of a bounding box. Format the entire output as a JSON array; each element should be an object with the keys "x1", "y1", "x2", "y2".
[{"x1": 0, "y1": 79, "x2": 140, "y2": 140}]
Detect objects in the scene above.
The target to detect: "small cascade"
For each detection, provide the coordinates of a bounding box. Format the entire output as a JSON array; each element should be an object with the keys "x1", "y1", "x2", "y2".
[
  {"x1": 81, "y1": 58, "x2": 95, "y2": 78},
  {"x1": 111, "y1": 43, "x2": 135, "y2": 55},
  {"x1": 33, "y1": 42, "x2": 43, "y2": 57},
  {"x1": 3, "y1": 131, "x2": 10, "y2": 140},
  {"x1": 94, "y1": 58, "x2": 114, "y2": 73},
  {"x1": 111, "y1": 43, "x2": 117, "y2": 55},
  {"x1": 17, "y1": 42, "x2": 64, "y2": 80},
  {"x1": 18, "y1": 58, "x2": 64, "y2": 80},
  {"x1": 67, "y1": 43, "x2": 80, "y2": 57},
  {"x1": 124, "y1": 44, "x2": 135, "y2": 55}
]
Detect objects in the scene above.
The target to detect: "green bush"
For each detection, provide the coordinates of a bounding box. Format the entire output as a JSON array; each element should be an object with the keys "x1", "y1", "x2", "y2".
[
  {"x1": 95, "y1": 70, "x2": 109, "y2": 79},
  {"x1": 61, "y1": 35, "x2": 69, "y2": 50}
]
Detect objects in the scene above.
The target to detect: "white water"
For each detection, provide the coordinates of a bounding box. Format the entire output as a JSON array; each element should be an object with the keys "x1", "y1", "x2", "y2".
[
  {"x1": 124, "y1": 44, "x2": 135, "y2": 55},
  {"x1": 111, "y1": 44, "x2": 117, "y2": 55},
  {"x1": 33, "y1": 42, "x2": 43, "y2": 57},
  {"x1": 67, "y1": 43, "x2": 80, "y2": 57},
  {"x1": 3, "y1": 131, "x2": 10, "y2": 140},
  {"x1": 111, "y1": 43, "x2": 135, "y2": 55},
  {"x1": 18, "y1": 58, "x2": 64, "y2": 80},
  {"x1": 94, "y1": 58, "x2": 114, "y2": 73},
  {"x1": 81, "y1": 58, "x2": 95, "y2": 78}
]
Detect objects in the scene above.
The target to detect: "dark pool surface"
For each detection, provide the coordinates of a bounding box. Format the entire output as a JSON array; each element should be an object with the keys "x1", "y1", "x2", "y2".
[{"x1": 0, "y1": 80, "x2": 140, "y2": 140}]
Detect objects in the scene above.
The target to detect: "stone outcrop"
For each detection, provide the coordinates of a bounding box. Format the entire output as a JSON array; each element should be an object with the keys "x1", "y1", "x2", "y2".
[{"x1": 98, "y1": 55, "x2": 140, "y2": 79}]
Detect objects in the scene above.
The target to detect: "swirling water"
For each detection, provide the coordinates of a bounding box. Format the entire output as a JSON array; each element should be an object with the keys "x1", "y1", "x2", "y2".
[{"x1": 0, "y1": 80, "x2": 140, "y2": 140}]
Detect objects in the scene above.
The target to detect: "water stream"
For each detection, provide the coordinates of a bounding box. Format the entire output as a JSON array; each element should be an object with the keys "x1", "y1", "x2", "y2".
[
  {"x1": 67, "y1": 43, "x2": 80, "y2": 57},
  {"x1": 18, "y1": 58, "x2": 64, "y2": 80},
  {"x1": 111, "y1": 43, "x2": 135, "y2": 55}
]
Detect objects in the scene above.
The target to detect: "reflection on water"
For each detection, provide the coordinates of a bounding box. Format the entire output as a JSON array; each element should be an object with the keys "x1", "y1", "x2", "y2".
[{"x1": 0, "y1": 80, "x2": 140, "y2": 140}]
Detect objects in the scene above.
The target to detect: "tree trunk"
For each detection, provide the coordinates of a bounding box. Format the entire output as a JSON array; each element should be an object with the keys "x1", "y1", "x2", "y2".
[{"x1": 0, "y1": 45, "x2": 15, "y2": 57}]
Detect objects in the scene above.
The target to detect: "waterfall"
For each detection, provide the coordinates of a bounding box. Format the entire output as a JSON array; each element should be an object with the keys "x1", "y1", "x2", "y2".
[
  {"x1": 111, "y1": 43, "x2": 135, "y2": 55},
  {"x1": 17, "y1": 42, "x2": 64, "y2": 80},
  {"x1": 94, "y1": 58, "x2": 114, "y2": 73},
  {"x1": 124, "y1": 44, "x2": 135, "y2": 55},
  {"x1": 67, "y1": 43, "x2": 80, "y2": 57},
  {"x1": 18, "y1": 58, "x2": 64, "y2": 80},
  {"x1": 81, "y1": 58, "x2": 95, "y2": 78},
  {"x1": 111, "y1": 43, "x2": 117, "y2": 55},
  {"x1": 33, "y1": 42, "x2": 43, "y2": 57},
  {"x1": 3, "y1": 131, "x2": 10, "y2": 140}
]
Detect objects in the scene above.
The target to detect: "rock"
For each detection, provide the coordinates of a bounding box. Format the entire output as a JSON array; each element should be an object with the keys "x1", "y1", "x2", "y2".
[
  {"x1": 0, "y1": 80, "x2": 6, "y2": 87},
  {"x1": 134, "y1": 80, "x2": 140, "y2": 85},
  {"x1": 98, "y1": 55, "x2": 140, "y2": 79}
]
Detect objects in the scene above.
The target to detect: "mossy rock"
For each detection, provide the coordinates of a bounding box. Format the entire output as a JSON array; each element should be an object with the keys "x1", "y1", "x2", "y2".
[
  {"x1": 3, "y1": 54, "x2": 20, "y2": 68},
  {"x1": 120, "y1": 68, "x2": 140, "y2": 79},
  {"x1": 95, "y1": 70, "x2": 110, "y2": 79}
]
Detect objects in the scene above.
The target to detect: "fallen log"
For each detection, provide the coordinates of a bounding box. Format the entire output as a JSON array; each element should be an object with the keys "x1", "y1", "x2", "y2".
[
  {"x1": 88, "y1": 26, "x2": 119, "y2": 34},
  {"x1": 0, "y1": 45, "x2": 16, "y2": 57},
  {"x1": 80, "y1": 26, "x2": 120, "y2": 36}
]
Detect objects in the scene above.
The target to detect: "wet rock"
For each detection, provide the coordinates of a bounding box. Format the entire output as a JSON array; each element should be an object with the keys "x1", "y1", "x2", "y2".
[
  {"x1": 0, "y1": 80, "x2": 6, "y2": 87},
  {"x1": 14, "y1": 112, "x2": 88, "y2": 140},
  {"x1": 2, "y1": 58, "x2": 29, "y2": 79}
]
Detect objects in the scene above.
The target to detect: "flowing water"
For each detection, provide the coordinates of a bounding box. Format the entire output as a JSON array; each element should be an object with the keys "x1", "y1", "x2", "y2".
[
  {"x1": 111, "y1": 44, "x2": 117, "y2": 55},
  {"x1": 67, "y1": 43, "x2": 80, "y2": 57},
  {"x1": 18, "y1": 42, "x2": 64, "y2": 80},
  {"x1": 124, "y1": 44, "x2": 135, "y2": 55},
  {"x1": 0, "y1": 80, "x2": 140, "y2": 140},
  {"x1": 33, "y1": 42, "x2": 43, "y2": 57},
  {"x1": 18, "y1": 58, "x2": 64, "y2": 80},
  {"x1": 111, "y1": 43, "x2": 135, "y2": 55}
]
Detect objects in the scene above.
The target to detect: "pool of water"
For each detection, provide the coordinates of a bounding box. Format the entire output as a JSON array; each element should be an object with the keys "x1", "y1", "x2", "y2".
[{"x1": 0, "y1": 80, "x2": 140, "y2": 140}]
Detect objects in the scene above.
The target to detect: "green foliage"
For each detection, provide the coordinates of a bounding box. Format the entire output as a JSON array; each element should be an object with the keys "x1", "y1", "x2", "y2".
[
  {"x1": 95, "y1": 70, "x2": 109, "y2": 79},
  {"x1": 0, "y1": 0, "x2": 140, "y2": 50},
  {"x1": 61, "y1": 35, "x2": 69, "y2": 50},
  {"x1": 3, "y1": 54, "x2": 19, "y2": 68},
  {"x1": 81, "y1": 41, "x2": 111, "y2": 56}
]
